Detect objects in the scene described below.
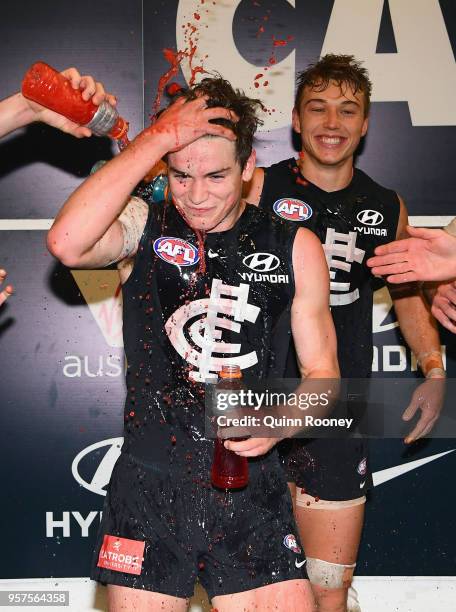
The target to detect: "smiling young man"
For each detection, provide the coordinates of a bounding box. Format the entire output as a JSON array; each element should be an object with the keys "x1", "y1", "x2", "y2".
[
  {"x1": 244, "y1": 54, "x2": 445, "y2": 612},
  {"x1": 47, "y1": 77, "x2": 339, "y2": 611}
]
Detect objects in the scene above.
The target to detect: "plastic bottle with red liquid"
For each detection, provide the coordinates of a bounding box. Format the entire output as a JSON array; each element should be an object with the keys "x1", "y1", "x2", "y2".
[
  {"x1": 21, "y1": 62, "x2": 129, "y2": 144},
  {"x1": 211, "y1": 364, "x2": 249, "y2": 490}
]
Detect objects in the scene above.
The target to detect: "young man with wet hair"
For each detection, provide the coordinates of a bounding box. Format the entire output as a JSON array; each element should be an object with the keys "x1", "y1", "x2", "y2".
[
  {"x1": 47, "y1": 76, "x2": 339, "y2": 611},
  {"x1": 245, "y1": 54, "x2": 445, "y2": 612}
]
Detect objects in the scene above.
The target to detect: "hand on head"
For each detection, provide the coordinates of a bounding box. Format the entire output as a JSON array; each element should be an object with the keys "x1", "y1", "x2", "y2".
[{"x1": 150, "y1": 95, "x2": 238, "y2": 153}]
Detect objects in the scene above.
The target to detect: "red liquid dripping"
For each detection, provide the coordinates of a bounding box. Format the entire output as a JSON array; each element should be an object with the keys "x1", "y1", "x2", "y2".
[{"x1": 152, "y1": 49, "x2": 186, "y2": 120}]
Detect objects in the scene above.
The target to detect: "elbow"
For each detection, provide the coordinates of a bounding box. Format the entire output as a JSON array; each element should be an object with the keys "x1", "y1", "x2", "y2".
[{"x1": 46, "y1": 229, "x2": 83, "y2": 268}]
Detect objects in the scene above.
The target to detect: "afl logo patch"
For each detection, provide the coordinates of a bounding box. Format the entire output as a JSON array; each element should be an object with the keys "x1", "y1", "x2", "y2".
[
  {"x1": 153, "y1": 237, "x2": 199, "y2": 266},
  {"x1": 273, "y1": 198, "x2": 312, "y2": 221},
  {"x1": 283, "y1": 534, "x2": 302, "y2": 554},
  {"x1": 357, "y1": 457, "x2": 367, "y2": 476}
]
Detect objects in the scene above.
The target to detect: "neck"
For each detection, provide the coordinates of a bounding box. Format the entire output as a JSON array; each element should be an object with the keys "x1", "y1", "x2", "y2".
[{"x1": 298, "y1": 155, "x2": 354, "y2": 193}]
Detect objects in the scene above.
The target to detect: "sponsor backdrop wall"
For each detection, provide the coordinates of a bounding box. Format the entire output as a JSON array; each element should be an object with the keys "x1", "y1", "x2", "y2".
[{"x1": 1, "y1": 0, "x2": 455, "y2": 603}]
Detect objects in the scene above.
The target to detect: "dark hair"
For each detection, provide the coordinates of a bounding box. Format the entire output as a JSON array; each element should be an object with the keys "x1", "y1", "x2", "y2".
[
  {"x1": 173, "y1": 76, "x2": 264, "y2": 168},
  {"x1": 295, "y1": 54, "x2": 372, "y2": 116}
]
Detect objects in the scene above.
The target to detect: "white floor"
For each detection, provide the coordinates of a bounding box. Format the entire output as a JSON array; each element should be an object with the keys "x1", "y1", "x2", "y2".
[{"x1": 0, "y1": 577, "x2": 455, "y2": 611}]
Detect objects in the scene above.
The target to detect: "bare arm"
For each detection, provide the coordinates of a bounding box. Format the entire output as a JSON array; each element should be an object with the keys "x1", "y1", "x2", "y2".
[
  {"x1": 388, "y1": 198, "x2": 445, "y2": 442},
  {"x1": 0, "y1": 68, "x2": 115, "y2": 139},
  {"x1": 225, "y1": 228, "x2": 339, "y2": 456},
  {"x1": 291, "y1": 228, "x2": 339, "y2": 379},
  {"x1": 47, "y1": 96, "x2": 237, "y2": 269}
]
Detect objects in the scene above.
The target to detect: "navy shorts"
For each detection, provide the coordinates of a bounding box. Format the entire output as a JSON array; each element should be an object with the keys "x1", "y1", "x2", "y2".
[
  {"x1": 280, "y1": 437, "x2": 372, "y2": 501},
  {"x1": 91, "y1": 451, "x2": 308, "y2": 600}
]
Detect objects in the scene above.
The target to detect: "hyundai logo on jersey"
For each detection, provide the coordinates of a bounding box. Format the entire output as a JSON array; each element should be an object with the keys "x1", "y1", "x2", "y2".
[
  {"x1": 273, "y1": 198, "x2": 313, "y2": 221},
  {"x1": 153, "y1": 237, "x2": 199, "y2": 266}
]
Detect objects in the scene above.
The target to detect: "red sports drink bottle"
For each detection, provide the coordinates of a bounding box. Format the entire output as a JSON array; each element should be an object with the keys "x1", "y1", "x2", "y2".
[
  {"x1": 211, "y1": 364, "x2": 249, "y2": 490},
  {"x1": 21, "y1": 61, "x2": 128, "y2": 141}
]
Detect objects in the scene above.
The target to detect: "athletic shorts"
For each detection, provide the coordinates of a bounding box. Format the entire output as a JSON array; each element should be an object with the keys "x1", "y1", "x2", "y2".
[
  {"x1": 280, "y1": 437, "x2": 372, "y2": 501},
  {"x1": 91, "y1": 451, "x2": 308, "y2": 600}
]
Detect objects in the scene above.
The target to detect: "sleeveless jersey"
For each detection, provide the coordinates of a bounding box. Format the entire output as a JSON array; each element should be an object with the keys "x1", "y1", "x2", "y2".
[
  {"x1": 259, "y1": 158, "x2": 400, "y2": 378},
  {"x1": 121, "y1": 202, "x2": 298, "y2": 465}
]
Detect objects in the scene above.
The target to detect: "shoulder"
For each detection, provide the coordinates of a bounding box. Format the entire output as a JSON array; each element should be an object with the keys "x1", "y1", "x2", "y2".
[
  {"x1": 355, "y1": 168, "x2": 400, "y2": 204},
  {"x1": 263, "y1": 157, "x2": 296, "y2": 179}
]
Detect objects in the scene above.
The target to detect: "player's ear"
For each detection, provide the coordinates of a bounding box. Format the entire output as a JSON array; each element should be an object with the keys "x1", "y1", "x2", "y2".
[
  {"x1": 361, "y1": 116, "x2": 369, "y2": 137},
  {"x1": 292, "y1": 107, "x2": 301, "y2": 134},
  {"x1": 241, "y1": 149, "x2": 256, "y2": 182}
]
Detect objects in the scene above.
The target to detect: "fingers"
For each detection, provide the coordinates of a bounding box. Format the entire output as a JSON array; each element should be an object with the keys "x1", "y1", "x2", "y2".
[
  {"x1": 61, "y1": 67, "x2": 114, "y2": 107},
  {"x1": 0, "y1": 268, "x2": 14, "y2": 306},
  {"x1": 431, "y1": 291, "x2": 456, "y2": 332},
  {"x1": 79, "y1": 76, "x2": 105, "y2": 103},
  {"x1": 224, "y1": 437, "x2": 276, "y2": 457},
  {"x1": 372, "y1": 238, "x2": 411, "y2": 257},
  {"x1": 406, "y1": 225, "x2": 441, "y2": 240},
  {"x1": 431, "y1": 302, "x2": 456, "y2": 333},
  {"x1": 405, "y1": 416, "x2": 438, "y2": 444},
  {"x1": 402, "y1": 398, "x2": 419, "y2": 422},
  {"x1": 368, "y1": 252, "x2": 409, "y2": 268},
  {"x1": 205, "y1": 122, "x2": 237, "y2": 141},
  {"x1": 204, "y1": 106, "x2": 238, "y2": 123},
  {"x1": 385, "y1": 271, "x2": 418, "y2": 284},
  {"x1": 60, "y1": 67, "x2": 82, "y2": 87}
]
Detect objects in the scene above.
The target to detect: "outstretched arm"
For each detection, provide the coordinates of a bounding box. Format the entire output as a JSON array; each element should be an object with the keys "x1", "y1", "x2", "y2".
[
  {"x1": 0, "y1": 67, "x2": 115, "y2": 139},
  {"x1": 367, "y1": 225, "x2": 456, "y2": 283},
  {"x1": 387, "y1": 199, "x2": 445, "y2": 444}
]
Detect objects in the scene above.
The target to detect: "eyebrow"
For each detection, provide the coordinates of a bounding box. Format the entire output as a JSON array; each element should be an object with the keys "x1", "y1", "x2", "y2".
[
  {"x1": 305, "y1": 98, "x2": 361, "y2": 108},
  {"x1": 169, "y1": 166, "x2": 232, "y2": 177}
]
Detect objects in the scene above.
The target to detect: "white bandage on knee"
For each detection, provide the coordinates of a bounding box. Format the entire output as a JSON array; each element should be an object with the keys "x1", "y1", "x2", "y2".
[
  {"x1": 295, "y1": 490, "x2": 366, "y2": 509},
  {"x1": 306, "y1": 557, "x2": 356, "y2": 590}
]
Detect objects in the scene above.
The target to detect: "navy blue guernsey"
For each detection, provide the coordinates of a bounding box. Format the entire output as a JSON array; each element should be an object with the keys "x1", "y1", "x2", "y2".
[
  {"x1": 121, "y1": 203, "x2": 298, "y2": 466},
  {"x1": 259, "y1": 158, "x2": 400, "y2": 378}
]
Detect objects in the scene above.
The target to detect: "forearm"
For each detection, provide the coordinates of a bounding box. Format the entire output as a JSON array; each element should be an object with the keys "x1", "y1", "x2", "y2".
[
  {"x1": 392, "y1": 286, "x2": 444, "y2": 376},
  {"x1": 0, "y1": 93, "x2": 36, "y2": 138},
  {"x1": 48, "y1": 128, "x2": 168, "y2": 265}
]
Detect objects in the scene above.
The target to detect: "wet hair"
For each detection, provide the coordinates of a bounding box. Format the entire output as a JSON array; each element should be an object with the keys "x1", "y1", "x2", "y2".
[
  {"x1": 173, "y1": 76, "x2": 264, "y2": 169},
  {"x1": 295, "y1": 54, "x2": 372, "y2": 117}
]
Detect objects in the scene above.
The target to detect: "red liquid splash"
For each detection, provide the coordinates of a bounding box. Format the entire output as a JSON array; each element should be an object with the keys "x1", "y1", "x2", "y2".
[
  {"x1": 151, "y1": 48, "x2": 186, "y2": 120},
  {"x1": 151, "y1": 25, "x2": 208, "y2": 122}
]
